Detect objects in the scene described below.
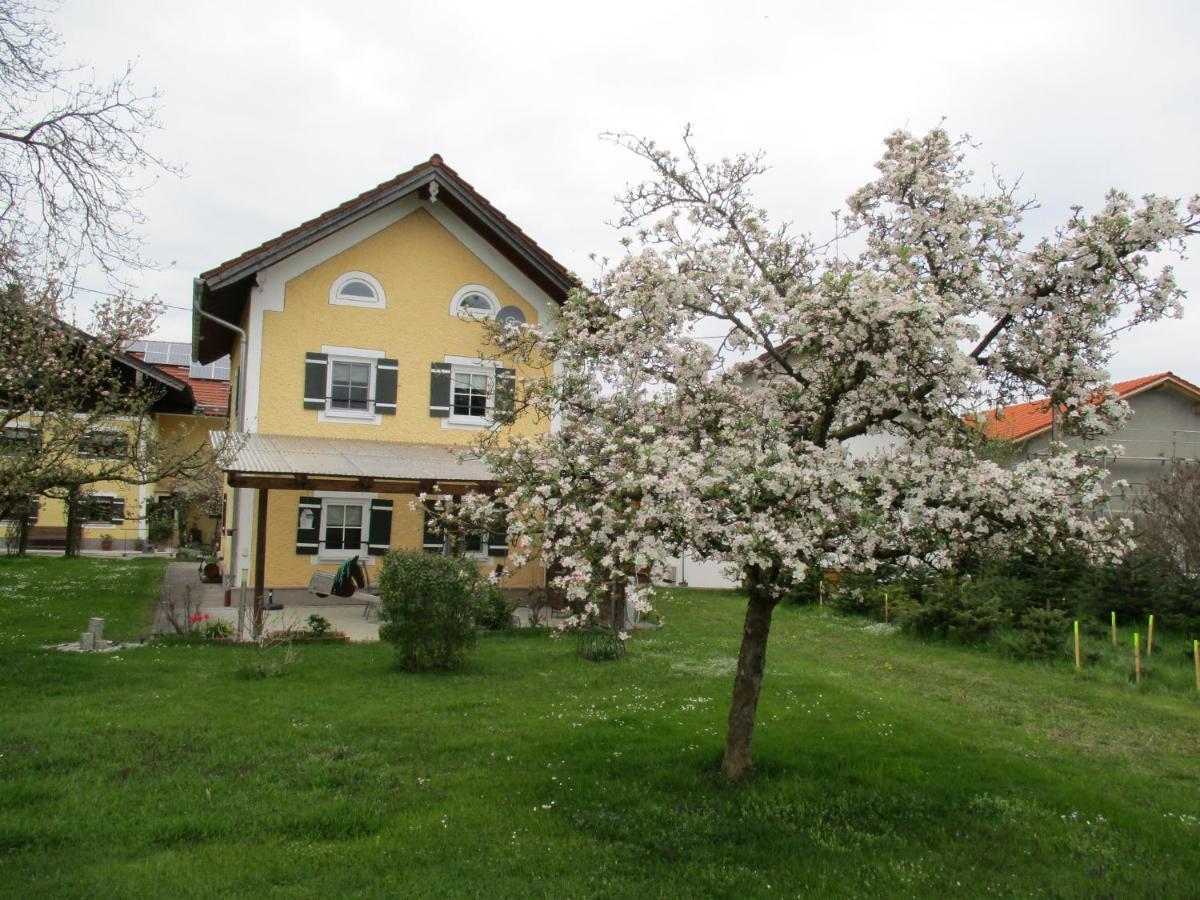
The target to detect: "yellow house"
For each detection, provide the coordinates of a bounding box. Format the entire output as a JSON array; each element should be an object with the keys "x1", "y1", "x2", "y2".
[
  {"x1": 191, "y1": 155, "x2": 572, "y2": 599},
  {"x1": 9, "y1": 341, "x2": 229, "y2": 553}
]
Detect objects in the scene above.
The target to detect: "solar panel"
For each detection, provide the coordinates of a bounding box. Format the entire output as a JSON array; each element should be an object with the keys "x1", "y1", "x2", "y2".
[
  {"x1": 126, "y1": 341, "x2": 228, "y2": 380},
  {"x1": 189, "y1": 357, "x2": 231, "y2": 381}
]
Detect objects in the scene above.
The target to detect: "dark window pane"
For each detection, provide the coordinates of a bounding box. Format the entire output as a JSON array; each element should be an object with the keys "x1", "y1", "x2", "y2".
[
  {"x1": 339, "y1": 279, "x2": 376, "y2": 300},
  {"x1": 329, "y1": 361, "x2": 372, "y2": 411}
]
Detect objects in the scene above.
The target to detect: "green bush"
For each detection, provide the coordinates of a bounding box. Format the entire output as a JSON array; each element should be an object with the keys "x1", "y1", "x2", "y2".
[
  {"x1": 578, "y1": 627, "x2": 625, "y2": 661},
  {"x1": 306, "y1": 614, "x2": 332, "y2": 637},
  {"x1": 900, "y1": 579, "x2": 1009, "y2": 643},
  {"x1": 475, "y1": 580, "x2": 513, "y2": 631},
  {"x1": 202, "y1": 618, "x2": 233, "y2": 640},
  {"x1": 1001, "y1": 606, "x2": 1071, "y2": 659},
  {"x1": 378, "y1": 551, "x2": 484, "y2": 671}
]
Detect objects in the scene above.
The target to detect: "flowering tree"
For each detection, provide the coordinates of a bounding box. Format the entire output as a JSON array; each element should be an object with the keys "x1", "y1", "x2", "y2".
[
  {"x1": 0, "y1": 278, "x2": 213, "y2": 556},
  {"x1": 423, "y1": 340, "x2": 678, "y2": 635},
  {"x1": 482, "y1": 127, "x2": 1199, "y2": 779}
]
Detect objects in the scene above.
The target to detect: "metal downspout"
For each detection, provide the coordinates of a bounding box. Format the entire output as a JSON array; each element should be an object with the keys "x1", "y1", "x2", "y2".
[{"x1": 193, "y1": 277, "x2": 249, "y2": 591}]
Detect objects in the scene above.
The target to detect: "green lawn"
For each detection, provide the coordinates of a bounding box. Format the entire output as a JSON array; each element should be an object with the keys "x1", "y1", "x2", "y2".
[{"x1": 1, "y1": 557, "x2": 1198, "y2": 898}]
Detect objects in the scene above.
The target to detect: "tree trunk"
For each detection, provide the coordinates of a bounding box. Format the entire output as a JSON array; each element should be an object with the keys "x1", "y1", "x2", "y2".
[
  {"x1": 721, "y1": 581, "x2": 779, "y2": 780},
  {"x1": 64, "y1": 488, "x2": 81, "y2": 558},
  {"x1": 610, "y1": 574, "x2": 627, "y2": 635},
  {"x1": 16, "y1": 513, "x2": 30, "y2": 557}
]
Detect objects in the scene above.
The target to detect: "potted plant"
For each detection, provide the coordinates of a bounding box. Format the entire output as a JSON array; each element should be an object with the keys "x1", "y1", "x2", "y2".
[
  {"x1": 200, "y1": 555, "x2": 221, "y2": 583},
  {"x1": 99, "y1": 534, "x2": 114, "y2": 551}
]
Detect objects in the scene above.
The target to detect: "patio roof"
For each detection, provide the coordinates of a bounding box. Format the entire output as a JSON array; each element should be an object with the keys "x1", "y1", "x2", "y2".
[{"x1": 213, "y1": 432, "x2": 495, "y2": 492}]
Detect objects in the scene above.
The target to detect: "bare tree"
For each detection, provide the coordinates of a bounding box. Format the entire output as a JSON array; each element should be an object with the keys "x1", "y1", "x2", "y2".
[
  {"x1": 0, "y1": 0, "x2": 173, "y2": 281},
  {"x1": 1136, "y1": 462, "x2": 1200, "y2": 576}
]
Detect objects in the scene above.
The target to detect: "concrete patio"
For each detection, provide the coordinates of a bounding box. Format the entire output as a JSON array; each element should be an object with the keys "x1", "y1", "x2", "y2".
[{"x1": 159, "y1": 562, "x2": 382, "y2": 642}]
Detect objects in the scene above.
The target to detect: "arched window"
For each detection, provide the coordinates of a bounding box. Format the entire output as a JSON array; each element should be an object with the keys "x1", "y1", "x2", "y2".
[
  {"x1": 329, "y1": 272, "x2": 386, "y2": 309},
  {"x1": 449, "y1": 285, "x2": 499, "y2": 320},
  {"x1": 495, "y1": 305, "x2": 527, "y2": 327}
]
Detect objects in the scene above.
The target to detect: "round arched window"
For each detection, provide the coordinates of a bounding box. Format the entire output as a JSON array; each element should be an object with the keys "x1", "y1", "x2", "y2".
[
  {"x1": 329, "y1": 272, "x2": 386, "y2": 309},
  {"x1": 449, "y1": 285, "x2": 499, "y2": 320},
  {"x1": 496, "y1": 305, "x2": 527, "y2": 327}
]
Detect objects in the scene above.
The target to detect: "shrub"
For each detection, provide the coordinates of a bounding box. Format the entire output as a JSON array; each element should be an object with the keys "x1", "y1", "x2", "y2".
[
  {"x1": 475, "y1": 581, "x2": 513, "y2": 631},
  {"x1": 378, "y1": 551, "x2": 483, "y2": 671},
  {"x1": 203, "y1": 618, "x2": 233, "y2": 640},
  {"x1": 900, "y1": 579, "x2": 1008, "y2": 643},
  {"x1": 1001, "y1": 606, "x2": 1070, "y2": 659},
  {"x1": 307, "y1": 614, "x2": 332, "y2": 637},
  {"x1": 578, "y1": 627, "x2": 625, "y2": 661}
]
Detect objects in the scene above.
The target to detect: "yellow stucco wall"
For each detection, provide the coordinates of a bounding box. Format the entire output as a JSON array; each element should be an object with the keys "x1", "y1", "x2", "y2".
[
  {"x1": 216, "y1": 204, "x2": 556, "y2": 589},
  {"x1": 256, "y1": 208, "x2": 547, "y2": 443},
  {"x1": 248, "y1": 489, "x2": 543, "y2": 590},
  {"x1": 18, "y1": 411, "x2": 228, "y2": 547}
]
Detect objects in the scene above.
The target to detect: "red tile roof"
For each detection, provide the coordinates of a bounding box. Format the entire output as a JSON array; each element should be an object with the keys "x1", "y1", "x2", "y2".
[
  {"x1": 127, "y1": 354, "x2": 230, "y2": 417},
  {"x1": 979, "y1": 372, "x2": 1200, "y2": 442},
  {"x1": 201, "y1": 154, "x2": 573, "y2": 287}
]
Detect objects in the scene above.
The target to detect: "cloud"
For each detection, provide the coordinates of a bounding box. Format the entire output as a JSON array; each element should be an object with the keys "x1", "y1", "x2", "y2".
[{"x1": 57, "y1": 0, "x2": 1199, "y2": 380}]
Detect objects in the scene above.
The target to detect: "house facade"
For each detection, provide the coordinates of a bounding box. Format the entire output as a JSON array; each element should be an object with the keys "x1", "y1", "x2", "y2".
[
  {"x1": 3, "y1": 339, "x2": 228, "y2": 553},
  {"x1": 980, "y1": 372, "x2": 1200, "y2": 512},
  {"x1": 192, "y1": 155, "x2": 572, "y2": 596}
]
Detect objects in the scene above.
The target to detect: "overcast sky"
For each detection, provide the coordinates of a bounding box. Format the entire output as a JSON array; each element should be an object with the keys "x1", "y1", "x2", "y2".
[{"x1": 57, "y1": 0, "x2": 1199, "y2": 382}]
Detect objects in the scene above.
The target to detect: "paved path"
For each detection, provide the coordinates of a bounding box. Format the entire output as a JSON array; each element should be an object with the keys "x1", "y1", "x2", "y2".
[{"x1": 160, "y1": 563, "x2": 382, "y2": 642}]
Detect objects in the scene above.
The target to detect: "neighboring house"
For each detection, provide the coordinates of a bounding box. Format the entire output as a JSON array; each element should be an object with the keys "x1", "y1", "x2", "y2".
[
  {"x1": 979, "y1": 372, "x2": 1200, "y2": 512},
  {"x1": 2, "y1": 337, "x2": 225, "y2": 552},
  {"x1": 125, "y1": 340, "x2": 231, "y2": 546},
  {"x1": 191, "y1": 154, "x2": 574, "y2": 598}
]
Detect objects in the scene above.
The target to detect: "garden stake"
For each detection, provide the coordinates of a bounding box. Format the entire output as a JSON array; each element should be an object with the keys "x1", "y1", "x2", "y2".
[
  {"x1": 1111, "y1": 611, "x2": 1117, "y2": 647},
  {"x1": 884, "y1": 591, "x2": 890, "y2": 623},
  {"x1": 1134, "y1": 632, "x2": 1142, "y2": 685},
  {"x1": 1194, "y1": 639, "x2": 1199, "y2": 693},
  {"x1": 1147, "y1": 615, "x2": 1155, "y2": 657},
  {"x1": 1074, "y1": 620, "x2": 1081, "y2": 671}
]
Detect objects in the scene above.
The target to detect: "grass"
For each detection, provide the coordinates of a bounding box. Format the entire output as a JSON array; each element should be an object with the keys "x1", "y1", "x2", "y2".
[{"x1": 0, "y1": 557, "x2": 1198, "y2": 898}]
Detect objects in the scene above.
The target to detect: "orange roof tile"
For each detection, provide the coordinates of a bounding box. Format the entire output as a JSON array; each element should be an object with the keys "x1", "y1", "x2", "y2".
[
  {"x1": 979, "y1": 372, "x2": 1200, "y2": 442},
  {"x1": 127, "y1": 353, "x2": 230, "y2": 417}
]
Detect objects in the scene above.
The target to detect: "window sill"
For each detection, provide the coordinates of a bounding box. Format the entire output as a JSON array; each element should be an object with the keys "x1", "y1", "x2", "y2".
[
  {"x1": 318, "y1": 410, "x2": 383, "y2": 426},
  {"x1": 311, "y1": 553, "x2": 375, "y2": 566},
  {"x1": 443, "y1": 416, "x2": 492, "y2": 430}
]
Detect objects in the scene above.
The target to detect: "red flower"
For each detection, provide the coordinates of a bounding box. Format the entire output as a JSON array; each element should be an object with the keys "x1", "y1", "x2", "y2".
[{"x1": 188, "y1": 613, "x2": 209, "y2": 623}]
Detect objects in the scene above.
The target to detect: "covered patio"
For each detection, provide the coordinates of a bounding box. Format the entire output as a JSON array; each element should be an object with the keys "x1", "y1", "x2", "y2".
[{"x1": 214, "y1": 432, "x2": 508, "y2": 629}]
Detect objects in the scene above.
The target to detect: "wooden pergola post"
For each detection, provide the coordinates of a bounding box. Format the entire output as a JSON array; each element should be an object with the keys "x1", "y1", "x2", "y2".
[{"x1": 253, "y1": 487, "x2": 268, "y2": 640}]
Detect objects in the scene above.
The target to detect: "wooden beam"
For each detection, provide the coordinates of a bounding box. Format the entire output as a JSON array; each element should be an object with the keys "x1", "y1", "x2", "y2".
[{"x1": 227, "y1": 473, "x2": 495, "y2": 494}]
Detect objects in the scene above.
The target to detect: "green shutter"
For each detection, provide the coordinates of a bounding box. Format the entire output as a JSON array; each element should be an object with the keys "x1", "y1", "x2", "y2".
[
  {"x1": 422, "y1": 508, "x2": 446, "y2": 553},
  {"x1": 304, "y1": 353, "x2": 328, "y2": 410},
  {"x1": 375, "y1": 359, "x2": 398, "y2": 415},
  {"x1": 367, "y1": 499, "x2": 393, "y2": 556},
  {"x1": 429, "y1": 363, "x2": 451, "y2": 417},
  {"x1": 296, "y1": 497, "x2": 321, "y2": 555},
  {"x1": 487, "y1": 503, "x2": 508, "y2": 557},
  {"x1": 494, "y1": 368, "x2": 516, "y2": 423}
]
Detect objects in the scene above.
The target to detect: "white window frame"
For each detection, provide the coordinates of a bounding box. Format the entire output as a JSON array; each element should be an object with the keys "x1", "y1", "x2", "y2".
[
  {"x1": 82, "y1": 493, "x2": 120, "y2": 528},
  {"x1": 315, "y1": 494, "x2": 373, "y2": 562},
  {"x1": 444, "y1": 355, "x2": 498, "y2": 429},
  {"x1": 317, "y1": 344, "x2": 384, "y2": 426},
  {"x1": 329, "y1": 271, "x2": 386, "y2": 309},
  {"x1": 448, "y1": 284, "x2": 499, "y2": 321},
  {"x1": 78, "y1": 428, "x2": 128, "y2": 460},
  {"x1": 459, "y1": 530, "x2": 491, "y2": 562}
]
